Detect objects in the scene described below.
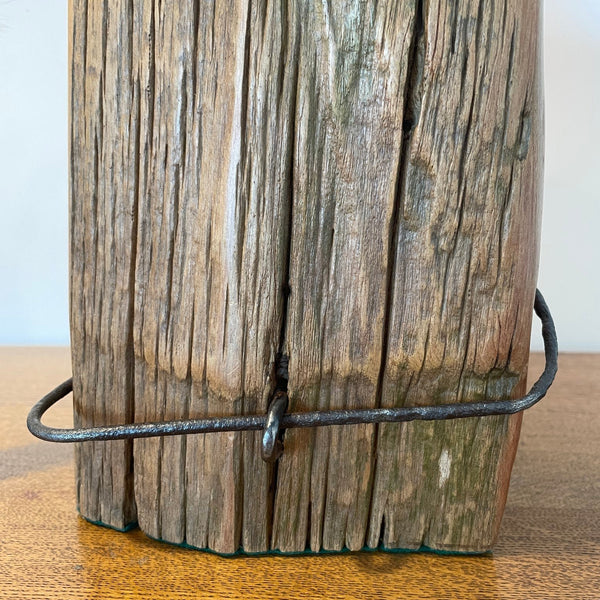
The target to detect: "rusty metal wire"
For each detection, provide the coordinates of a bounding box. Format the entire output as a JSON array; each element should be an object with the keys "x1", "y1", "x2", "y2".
[{"x1": 27, "y1": 289, "x2": 557, "y2": 462}]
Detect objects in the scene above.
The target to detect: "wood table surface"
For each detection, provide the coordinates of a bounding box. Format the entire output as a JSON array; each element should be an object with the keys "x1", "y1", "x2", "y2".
[{"x1": 0, "y1": 347, "x2": 598, "y2": 599}]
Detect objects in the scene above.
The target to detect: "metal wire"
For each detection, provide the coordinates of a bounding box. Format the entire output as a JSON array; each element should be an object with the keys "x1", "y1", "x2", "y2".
[{"x1": 27, "y1": 289, "x2": 558, "y2": 459}]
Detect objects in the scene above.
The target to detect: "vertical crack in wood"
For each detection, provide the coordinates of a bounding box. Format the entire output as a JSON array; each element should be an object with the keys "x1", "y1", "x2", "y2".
[
  {"x1": 236, "y1": 0, "x2": 253, "y2": 301},
  {"x1": 235, "y1": 0, "x2": 255, "y2": 552},
  {"x1": 376, "y1": 0, "x2": 425, "y2": 410},
  {"x1": 369, "y1": 0, "x2": 425, "y2": 546},
  {"x1": 267, "y1": 0, "x2": 299, "y2": 550},
  {"x1": 125, "y1": 67, "x2": 143, "y2": 525}
]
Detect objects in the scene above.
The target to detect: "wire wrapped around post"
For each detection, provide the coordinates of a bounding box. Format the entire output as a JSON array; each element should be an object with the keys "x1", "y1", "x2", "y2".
[{"x1": 27, "y1": 289, "x2": 558, "y2": 463}]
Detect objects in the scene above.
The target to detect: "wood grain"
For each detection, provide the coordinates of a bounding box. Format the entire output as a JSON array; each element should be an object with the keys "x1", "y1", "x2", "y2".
[
  {"x1": 4, "y1": 348, "x2": 599, "y2": 600},
  {"x1": 277, "y1": 0, "x2": 543, "y2": 552},
  {"x1": 127, "y1": 0, "x2": 294, "y2": 553},
  {"x1": 70, "y1": 0, "x2": 137, "y2": 530},
  {"x1": 70, "y1": 0, "x2": 543, "y2": 552},
  {"x1": 273, "y1": 0, "x2": 419, "y2": 553},
  {"x1": 368, "y1": 0, "x2": 543, "y2": 552}
]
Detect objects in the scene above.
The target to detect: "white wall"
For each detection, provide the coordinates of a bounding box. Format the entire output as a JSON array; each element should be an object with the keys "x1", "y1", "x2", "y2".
[
  {"x1": 0, "y1": 0, "x2": 598, "y2": 350},
  {"x1": 537, "y1": 0, "x2": 600, "y2": 351},
  {"x1": 0, "y1": 1, "x2": 69, "y2": 344}
]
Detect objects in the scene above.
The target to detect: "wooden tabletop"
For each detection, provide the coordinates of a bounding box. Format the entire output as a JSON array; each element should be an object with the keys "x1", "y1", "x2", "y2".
[{"x1": 1, "y1": 348, "x2": 598, "y2": 599}]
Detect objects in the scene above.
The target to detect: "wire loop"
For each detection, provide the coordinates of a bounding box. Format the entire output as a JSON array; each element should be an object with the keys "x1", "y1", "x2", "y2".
[{"x1": 261, "y1": 391, "x2": 289, "y2": 462}]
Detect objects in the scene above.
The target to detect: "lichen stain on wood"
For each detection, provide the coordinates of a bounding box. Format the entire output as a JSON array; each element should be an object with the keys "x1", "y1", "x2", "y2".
[{"x1": 70, "y1": 0, "x2": 543, "y2": 553}]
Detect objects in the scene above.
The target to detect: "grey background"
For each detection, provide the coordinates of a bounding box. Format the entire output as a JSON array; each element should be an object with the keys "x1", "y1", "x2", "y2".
[{"x1": 1, "y1": 0, "x2": 598, "y2": 350}]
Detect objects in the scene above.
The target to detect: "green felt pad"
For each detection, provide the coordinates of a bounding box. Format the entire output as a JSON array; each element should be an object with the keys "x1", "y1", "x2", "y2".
[{"x1": 79, "y1": 512, "x2": 489, "y2": 557}]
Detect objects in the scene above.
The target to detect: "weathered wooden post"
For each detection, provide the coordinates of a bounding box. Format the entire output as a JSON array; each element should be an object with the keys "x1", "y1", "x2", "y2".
[{"x1": 70, "y1": 0, "x2": 543, "y2": 553}]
